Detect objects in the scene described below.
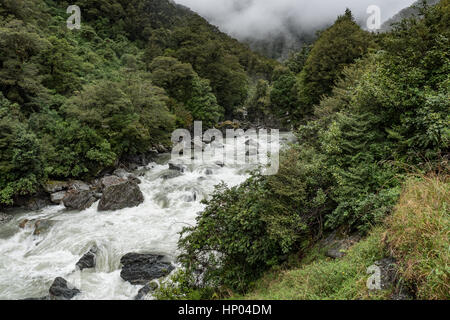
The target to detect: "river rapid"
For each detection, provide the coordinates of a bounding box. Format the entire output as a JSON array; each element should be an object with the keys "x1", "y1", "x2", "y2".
[{"x1": 0, "y1": 132, "x2": 295, "y2": 300}]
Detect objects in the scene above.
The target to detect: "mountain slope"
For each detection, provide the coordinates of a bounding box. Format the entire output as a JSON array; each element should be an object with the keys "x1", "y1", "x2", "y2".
[{"x1": 381, "y1": 0, "x2": 441, "y2": 31}]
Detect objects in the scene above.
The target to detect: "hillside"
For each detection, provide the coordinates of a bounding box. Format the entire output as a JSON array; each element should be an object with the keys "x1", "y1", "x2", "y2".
[
  {"x1": 0, "y1": 0, "x2": 278, "y2": 206},
  {"x1": 381, "y1": 0, "x2": 441, "y2": 31}
]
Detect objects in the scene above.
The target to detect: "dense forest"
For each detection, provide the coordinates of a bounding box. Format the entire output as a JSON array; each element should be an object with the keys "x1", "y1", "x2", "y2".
[
  {"x1": 0, "y1": 0, "x2": 448, "y2": 301},
  {"x1": 0, "y1": 0, "x2": 277, "y2": 206}
]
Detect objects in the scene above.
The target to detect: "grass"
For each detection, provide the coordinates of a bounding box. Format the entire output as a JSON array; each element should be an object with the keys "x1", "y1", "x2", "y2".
[
  {"x1": 233, "y1": 230, "x2": 391, "y2": 300},
  {"x1": 234, "y1": 173, "x2": 449, "y2": 300},
  {"x1": 385, "y1": 174, "x2": 449, "y2": 300}
]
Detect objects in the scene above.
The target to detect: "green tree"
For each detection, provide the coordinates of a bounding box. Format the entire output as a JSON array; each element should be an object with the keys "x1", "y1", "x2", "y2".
[{"x1": 299, "y1": 9, "x2": 372, "y2": 111}]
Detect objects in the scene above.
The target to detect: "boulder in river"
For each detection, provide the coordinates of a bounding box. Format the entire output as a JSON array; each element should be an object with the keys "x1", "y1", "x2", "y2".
[
  {"x1": 19, "y1": 219, "x2": 30, "y2": 229},
  {"x1": 63, "y1": 190, "x2": 97, "y2": 210},
  {"x1": 100, "y1": 175, "x2": 125, "y2": 190},
  {"x1": 134, "y1": 281, "x2": 159, "y2": 300},
  {"x1": 113, "y1": 169, "x2": 142, "y2": 185},
  {"x1": 76, "y1": 245, "x2": 98, "y2": 271},
  {"x1": 120, "y1": 253, "x2": 175, "y2": 285},
  {"x1": 33, "y1": 220, "x2": 54, "y2": 236},
  {"x1": 49, "y1": 277, "x2": 80, "y2": 300},
  {"x1": 98, "y1": 181, "x2": 144, "y2": 211},
  {"x1": 50, "y1": 191, "x2": 67, "y2": 204},
  {"x1": 168, "y1": 162, "x2": 186, "y2": 173},
  {"x1": 68, "y1": 180, "x2": 90, "y2": 192}
]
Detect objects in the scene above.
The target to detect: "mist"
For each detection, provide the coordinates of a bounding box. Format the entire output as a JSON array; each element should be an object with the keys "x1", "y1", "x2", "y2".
[{"x1": 174, "y1": 0, "x2": 417, "y2": 39}]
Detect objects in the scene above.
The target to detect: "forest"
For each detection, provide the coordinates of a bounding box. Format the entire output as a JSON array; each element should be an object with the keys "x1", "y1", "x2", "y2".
[{"x1": 0, "y1": 0, "x2": 448, "y2": 300}]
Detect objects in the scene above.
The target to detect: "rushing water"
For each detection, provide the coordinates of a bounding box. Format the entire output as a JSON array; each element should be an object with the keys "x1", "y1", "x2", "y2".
[{"x1": 0, "y1": 132, "x2": 295, "y2": 300}]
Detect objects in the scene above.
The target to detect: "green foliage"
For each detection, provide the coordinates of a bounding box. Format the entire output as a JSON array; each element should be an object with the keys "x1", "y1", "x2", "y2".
[
  {"x1": 239, "y1": 229, "x2": 390, "y2": 300},
  {"x1": 178, "y1": 146, "x2": 334, "y2": 293},
  {"x1": 297, "y1": 10, "x2": 372, "y2": 113},
  {"x1": 176, "y1": 2, "x2": 450, "y2": 297},
  {"x1": 0, "y1": 94, "x2": 44, "y2": 204},
  {"x1": 1, "y1": 0, "x2": 274, "y2": 203},
  {"x1": 270, "y1": 66, "x2": 299, "y2": 124},
  {"x1": 63, "y1": 76, "x2": 175, "y2": 158}
]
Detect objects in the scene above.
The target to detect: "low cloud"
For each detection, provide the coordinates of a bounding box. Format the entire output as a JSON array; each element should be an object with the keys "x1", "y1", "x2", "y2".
[{"x1": 175, "y1": 0, "x2": 416, "y2": 38}]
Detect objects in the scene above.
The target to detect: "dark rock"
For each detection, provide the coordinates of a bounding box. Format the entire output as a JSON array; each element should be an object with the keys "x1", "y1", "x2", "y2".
[
  {"x1": 0, "y1": 212, "x2": 12, "y2": 225},
  {"x1": 120, "y1": 253, "x2": 175, "y2": 285},
  {"x1": 15, "y1": 193, "x2": 51, "y2": 211},
  {"x1": 134, "y1": 281, "x2": 159, "y2": 300},
  {"x1": 205, "y1": 169, "x2": 213, "y2": 175},
  {"x1": 100, "y1": 175, "x2": 125, "y2": 190},
  {"x1": 76, "y1": 245, "x2": 98, "y2": 271},
  {"x1": 63, "y1": 190, "x2": 97, "y2": 210},
  {"x1": 33, "y1": 220, "x2": 54, "y2": 236},
  {"x1": 43, "y1": 181, "x2": 68, "y2": 193},
  {"x1": 50, "y1": 191, "x2": 67, "y2": 204},
  {"x1": 48, "y1": 277, "x2": 80, "y2": 300},
  {"x1": 98, "y1": 181, "x2": 144, "y2": 211},
  {"x1": 168, "y1": 162, "x2": 186, "y2": 173},
  {"x1": 214, "y1": 161, "x2": 225, "y2": 167},
  {"x1": 114, "y1": 169, "x2": 142, "y2": 185},
  {"x1": 160, "y1": 170, "x2": 182, "y2": 180}
]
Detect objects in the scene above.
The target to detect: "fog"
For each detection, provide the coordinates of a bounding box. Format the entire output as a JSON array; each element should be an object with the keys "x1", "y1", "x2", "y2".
[{"x1": 175, "y1": 0, "x2": 417, "y2": 38}]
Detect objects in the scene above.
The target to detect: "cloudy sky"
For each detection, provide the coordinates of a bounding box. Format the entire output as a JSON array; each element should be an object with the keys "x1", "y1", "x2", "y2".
[{"x1": 175, "y1": 0, "x2": 416, "y2": 38}]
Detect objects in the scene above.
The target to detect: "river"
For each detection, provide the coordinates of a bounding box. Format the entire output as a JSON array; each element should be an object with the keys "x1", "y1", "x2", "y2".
[{"x1": 0, "y1": 132, "x2": 295, "y2": 300}]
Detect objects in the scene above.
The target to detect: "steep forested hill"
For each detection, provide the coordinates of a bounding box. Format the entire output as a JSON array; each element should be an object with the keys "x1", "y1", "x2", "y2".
[
  {"x1": 381, "y1": 0, "x2": 440, "y2": 31},
  {"x1": 0, "y1": 0, "x2": 278, "y2": 205}
]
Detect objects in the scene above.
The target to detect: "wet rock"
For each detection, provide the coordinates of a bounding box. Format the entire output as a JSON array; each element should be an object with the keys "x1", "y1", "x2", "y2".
[
  {"x1": 68, "y1": 180, "x2": 90, "y2": 192},
  {"x1": 160, "y1": 170, "x2": 182, "y2": 180},
  {"x1": 33, "y1": 220, "x2": 54, "y2": 236},
  {"x1": 19, "y1": 219, "x2": 30, "y2": 229},
  {"x1": 114, "y1": 169, "x2": 142, "y2": 185},
  {"x1": 168, "y1": 162, "x2": 186, "y2": 173},
  {"x1": 98, "y1": 181, "x2": 144, "y2": 211},
  {"x1": 50, "y1": 191, "x2": 67, "y2": 204},
  {"x1": 49, "y1": 277, "x2": 80, "y2": 300},
  {"x1": 100, "y1": 175, "x2": 125, "y2": 190},
  {"x1": 134, "y1": 281, "x2": 159, "y2": 300},
  {"x1": 0, "y1": 212, "x2": 12, "y2": 225},
  {"x1": 120, "y1": 253, "x2": 175, "y2": 285},
  {"x1": 63, "y1": 190, "x2": 97, "y2": 210},
  {"x1": 43, "y1": 181, "x2": 68, "y2": 193},
  {"x1": 214, "y1": 161, "x2": 225, "y2": 167},
  {"x1": 93, "y1": 193, "x2": 103, "y2": 199},
  {"x1": 15, "y1": 194, "x2": 51, "y2": 211},
  {"x1": 76, "y1": 245, "x2": 98, "y2": 271}
]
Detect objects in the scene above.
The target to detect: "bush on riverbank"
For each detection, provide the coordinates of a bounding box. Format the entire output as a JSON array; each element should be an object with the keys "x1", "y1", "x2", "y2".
[
  {"x1": 173, "y1": 1, "x2": 449, "y2": 297},
  {"x1": 236, "y1": 174, "x2": 449, "y2": 300}
]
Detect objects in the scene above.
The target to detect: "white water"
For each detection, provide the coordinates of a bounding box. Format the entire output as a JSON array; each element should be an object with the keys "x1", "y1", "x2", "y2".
[{"x1": 0, "y1": 132, "x2": 295, "y2": 300}]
